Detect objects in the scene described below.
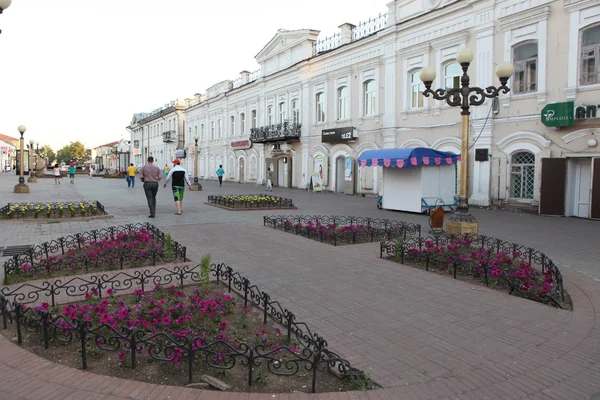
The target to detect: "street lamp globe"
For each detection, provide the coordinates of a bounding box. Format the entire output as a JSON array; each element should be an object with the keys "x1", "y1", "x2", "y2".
[
  {"x1": 193, "y1": 133, "x2": 200, "y2": 142},
  {"x1": 496, "y1": 62, "x2": 515, "y2": 79},
  {"x1": 0, "y1": 0, "x2": 12, "y2": 11},
  {"x1": 18, "y1": 125, "x2": 26, "y2": 134},
  {"x1": 419, "y1": 67, "x2": 437, "y2": 84},
  {"x1": 456, "y1": 47, "x2": 474, "y2": 64}
]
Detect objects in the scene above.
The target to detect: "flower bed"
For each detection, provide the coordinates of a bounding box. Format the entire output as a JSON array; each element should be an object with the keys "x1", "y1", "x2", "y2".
[
  {"x1": 206, "y1": 194, "x2": 296, "y2": 210},
  {"x1": 264, "y1": 215, "x2": 421, "y2": 246},
  {"x1": 0, "y1": 201, "x2": 107, "y2": 220},
  {"x1": 0, "y1": 262, "x2": 371, "y2": 393},
  {"x1": 3, "y1": 224, "x2": 187, "y2": 285},
  {"x1": 380, "y1": 235, "x2": 569, "y2": 309}
]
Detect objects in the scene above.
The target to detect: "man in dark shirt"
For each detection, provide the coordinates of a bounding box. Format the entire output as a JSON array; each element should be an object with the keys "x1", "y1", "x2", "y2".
[
  {"x1": 163, "y1": 159, "x2": 192, "y2": 215},
  {"x1": 140, "y1": 156, "x2": 161, "y2": 218}
]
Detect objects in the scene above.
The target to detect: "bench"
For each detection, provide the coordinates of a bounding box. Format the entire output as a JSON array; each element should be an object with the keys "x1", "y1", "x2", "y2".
[{"x1": 421, "y1": 196, "x2": 458, "y2": 214}]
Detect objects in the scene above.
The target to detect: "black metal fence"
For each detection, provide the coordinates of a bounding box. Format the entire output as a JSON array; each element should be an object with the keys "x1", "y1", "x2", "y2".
[
  {"x1": 2, "y1": 223, "x2": 187, "y2": 284},
  {"x1": 380, "y1": 235, "x2": 565, "y2": 308},
  {"x1": 0, "y1": 263, "x2": 364, "y2": 393},
  {"x1": 264, "y1": 215, "x2": 421, "y2": 246},
  {"x1": 0, "y1": 201, "x2": 108, "y2": 219},
  {"x1": 208, "y1": 194, "x2": 296, "y2": 209}
]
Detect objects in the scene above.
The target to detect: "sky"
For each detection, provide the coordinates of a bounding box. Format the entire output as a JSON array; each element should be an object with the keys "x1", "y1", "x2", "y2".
[{"x1": 0, "y1": 0, "x2": 387, "y2": 151}]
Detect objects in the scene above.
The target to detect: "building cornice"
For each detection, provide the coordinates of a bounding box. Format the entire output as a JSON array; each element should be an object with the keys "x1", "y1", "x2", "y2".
[
  {"x1": 499, "y1": 5, "x2": 551, "y2": 29},
  {"x1": 564, "y1": 0, "x2": 599, "y2": 12}
]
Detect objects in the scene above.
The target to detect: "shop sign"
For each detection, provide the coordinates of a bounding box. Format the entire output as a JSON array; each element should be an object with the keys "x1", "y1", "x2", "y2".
[
  {"x1": 321, "y1": 127, "x2": 356, "y2": 143},
  {"x1": 541, "y1": 102, "x2": 574, "y2": 128},
  {"x1": 576, "y1": 104, "x2": 600, "y2": 120},
  {"x1": 231, "y1": 140, "x2": 251, "y2": 150}
]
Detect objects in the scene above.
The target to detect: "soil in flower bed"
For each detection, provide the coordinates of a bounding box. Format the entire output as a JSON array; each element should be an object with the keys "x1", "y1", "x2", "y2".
[
  {"x1": 386, "y1": 237, "x2": 572, "y2": 309},
  {"x1": 2, "y1": 283, "x2": 358, "y2": 393},
  {"x1": 5, "y1": 229, "x2": 180, "y2": 285}
]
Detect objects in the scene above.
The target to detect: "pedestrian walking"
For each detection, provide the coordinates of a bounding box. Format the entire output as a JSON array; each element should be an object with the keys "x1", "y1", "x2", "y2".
[
  {"x1": 163, "y1": 164, "x2": 170, "y2": 179},
  {"x1": 127, "y1": 163, "x2": 136, "y2": 188},
  {"x1": 89, "y1": 166, "x2": 94, "y2": 179},
  {"x1": 53, "y1": 164, "x2": 61, "y2": 185},
  {"x1": 163, "y1": 159, "x2": 192, "y2": 215},
  {"x1": 216, "y1": 165, "x2": 225, "y2": 187},
  {"x1": 266, "y1": 167, "x2": 273, "y2": 192},
  {"x1": 69, "y1": 162, "x2": 76, "y2": 184},
  {"x1": 140, "y1": 156, "x2": 161, "y2": 218}
]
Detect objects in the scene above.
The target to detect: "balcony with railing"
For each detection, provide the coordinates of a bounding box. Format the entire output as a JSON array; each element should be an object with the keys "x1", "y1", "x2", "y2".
[
  {"x1": 250, "y1": 120, "x2": 301, "y2": 143},
  {"x1": 312, "y1": 13, "x2": 388, "y2": 55},
  {"x1": 162, "y1": 131, "x2": 176, "y2": 143}
]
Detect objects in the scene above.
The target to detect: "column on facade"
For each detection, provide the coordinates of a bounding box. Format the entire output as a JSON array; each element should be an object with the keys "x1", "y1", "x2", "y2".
[
  {"x1": 301, "y1": 82, "x2": 310, "y2": 188},
  {"x1": 382, "y1": 41, "x2": 397, "y2": 149}
]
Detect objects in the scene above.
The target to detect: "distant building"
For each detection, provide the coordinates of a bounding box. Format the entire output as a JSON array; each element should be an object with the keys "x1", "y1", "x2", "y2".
[{"x1": 0, "y1": 133, "x2": 18, "y2": 172}]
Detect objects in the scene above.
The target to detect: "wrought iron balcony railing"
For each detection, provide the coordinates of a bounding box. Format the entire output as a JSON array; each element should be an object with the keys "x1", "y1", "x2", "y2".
[
  {"x1": 162, "y1": 130, "x2": 176, "y2": 143},
  {"x1": 250, "y1": 121, "x2": 301, "y2": 143}
]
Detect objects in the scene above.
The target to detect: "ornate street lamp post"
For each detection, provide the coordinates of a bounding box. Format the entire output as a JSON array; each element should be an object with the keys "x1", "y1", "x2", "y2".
[
  {"x1": 419, "y1": 48, "x2": 514, "y2": 234},
  {"x1": 14, "y1": 125, "x2": 29, "y2": 193},
  {"x1": 0, "y1": 0, "x2": 12, "y2": 35},
  {"x1": 27, "y1": 139, "x2": 37, "y2": 183},
  {"x1": 189, "y1": 133, "x2": 202, "y2": 191}
]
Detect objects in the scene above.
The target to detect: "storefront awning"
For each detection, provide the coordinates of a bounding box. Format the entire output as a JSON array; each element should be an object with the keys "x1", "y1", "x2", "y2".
[{"x1": 358, "y1": 147, "x2": 460, "y2": 168}]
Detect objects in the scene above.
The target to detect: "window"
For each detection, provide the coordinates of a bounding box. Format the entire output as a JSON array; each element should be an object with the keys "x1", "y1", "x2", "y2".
[
  {"x1": 218, "y1": 119, "x2": 222, "y2": 138},
  {"x1": 581, "y1": 25, "x2": 600, "y2": 85},
  {"x1": 363, "y1": 80, "x2": 376, "y2": 116},
  {"x1": 410, "y1": 71, "x2": 425, "y2": 109},
  {"x1": 251, "y1": 110, "x2": 257, "y2": 128},
  {"x1": 444, "y1": 62, "x2": 461, "y2": 89},
  {"x1": 513, "y1": 42, "x2": 538, "y2": 93},
  {"x1": 201, "y1": 124, "x2": 205, "y2": 140},
  {"x1": 316, "y1": 92, "x2": 326, "y2": 122},
  {"x1": 230, "y1": 116, "x2": 235, "y2": 136},
  {"x1": 211, "y1": 121, "x2": 215, "y2": 140},
  {"x1": 338, "y1": 87, "x2": 349, "y2": 120},
  {"x1": 292, "y1": 100, "x2": 300, "y2": 124},
  {"x1": 240, "y1": 113, "x2": 245, "y2": 135},
  {"x1": 267, "y1": 106, "x2": 273, "y2": 125},
  {"x1": 278, "y1": 102, "x2": 286, "y2": 122},
  {"x1": 510, "y1": 151, "x2": 535, "y2": 199}
]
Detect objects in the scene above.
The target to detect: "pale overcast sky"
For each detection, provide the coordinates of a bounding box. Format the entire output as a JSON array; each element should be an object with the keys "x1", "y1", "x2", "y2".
[{"x1": 0, "y1": 0, "x2": 386, "y2": 151}]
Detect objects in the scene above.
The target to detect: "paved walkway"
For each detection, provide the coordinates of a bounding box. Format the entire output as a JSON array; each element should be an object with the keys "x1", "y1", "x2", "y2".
[{"x1": 1, "y1": 173, "x2": 600, "y2": 399}]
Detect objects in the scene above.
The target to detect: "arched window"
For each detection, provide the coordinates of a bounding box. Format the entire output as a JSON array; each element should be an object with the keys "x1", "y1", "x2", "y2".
[
  {"x1": 581, "y1": 25, "x2": 600, "y2": 85},
  {"x1": 513, "y1": 42, "x2": 538, "y2": 93},
  {"x1": 338, "y1": 86, "x2": 349, "y2": 120},
  {"x1": 316, "y1": 92, "x2": 326, "y2": 122},
  {"x1": 278, "y1": 102, "x2": 286, "y2": 122},
  {"x1": 217, "y1": 119, "x2": 222, "y2": 138},
  {"x1": 292, "y1": 100, "x2": 300, "y2": 124},
  {"x1": 251, "y1": 110, "x2": 257, "y2": 128},
  {"x1": 267, "y1": 106, "x2": 273, "y2": 125},
  {"x1": 363, "y1": 80, "x2": 376, "y2": 116},
  {"x1": 510, "y1": 151, "x2": 535, "y2": 199},
  {"x1": 229, "y1": 116, "x2": 235, "y2": 137},
  {"x1": 444, "y1": 62, "x2": 461, "y2": 89},
  {"x1": 210, "y1": 121, "x2": 215, "y2": 140},
  {"x1": 410, "y1": 71, "x2": 424, "y2": 109},
  {"x1": 240, "y1": 113, "x2": 245, "y2": 135}
]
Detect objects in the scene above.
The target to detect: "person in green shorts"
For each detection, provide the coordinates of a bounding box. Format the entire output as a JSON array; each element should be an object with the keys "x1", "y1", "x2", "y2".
[{"x1": 163, "y1": 159, "x2": 192, "y2": 215}]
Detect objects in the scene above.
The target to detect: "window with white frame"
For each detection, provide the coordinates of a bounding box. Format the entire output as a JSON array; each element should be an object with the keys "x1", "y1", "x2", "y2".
[
  {"x1": 363, "y1": 80, "x2": 376, "y2": 116},
  {"x1": 292, "y1": 100, "x2": 300, "y2": 124},
  {"x1": 267, "y1": 106, "x2": 273, "y2": 125},
  {"x1": 201, "y1": 124, "x2": 205, "y2": 140},
  {"x1": 338, "y1": 87, "x2": 349, "y2": 120},
  {"x1": 510, "y1": 151, "x2": 535, "y2": 199},
  {"x1": 240, "y1": 113, "x2": 245, "y2": 135},
  {"x1": 581, "y1": 24, "x2": 600, "y2": 85},
  {"x1": 410, "y1": 71, "x2": 425, "y2": 109},
  {"x1": 230, "y1": 116, "x2": 235, "y2": 136},
  {"x1": 278, "y1": 102, "x2": 286, "y2": 122},
  {"x1": 316, "y1": 92, "x2": 326, "y2": 122},
  {"x1": 218, "y1": 119, "x2": 222, "y2": 138},
  {"x1": 444, "y1": 62, "x2": 461, "y2": 89},
  {"x1": 513, "y1": 41, "x2": 538, "y2": 93},
  {"x1": 251, "y1": 110, "x2": 257, "y2": 128},
  {"x1": 211, "y1": 121, "x2": 215, "y2": 140}
]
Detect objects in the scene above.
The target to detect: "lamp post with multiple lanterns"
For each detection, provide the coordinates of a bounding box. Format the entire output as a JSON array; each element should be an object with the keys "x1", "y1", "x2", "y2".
[
  {"x1": 27, "y1": 139, "x2": 37, "y2": 183},
  {"x1": 14, "y1": 125, "x2": 29, "y2": 193},
  {"x1": 419, "y1": 48, "x2": 514, "y2": 234},
  {"x1": 189, "y1": 133, "x2": 202, "y2": 191}
]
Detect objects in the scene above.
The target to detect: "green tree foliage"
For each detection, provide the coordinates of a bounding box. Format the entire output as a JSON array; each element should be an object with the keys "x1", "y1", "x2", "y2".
[
  {"x1": 56, "y1": 141, "x2": 86, "y2": 163},
  {"x1": 38, "y1": 145, "x2": 56, "y2": 165}
]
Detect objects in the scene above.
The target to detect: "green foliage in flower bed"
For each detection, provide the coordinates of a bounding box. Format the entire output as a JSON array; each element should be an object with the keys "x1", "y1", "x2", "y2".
[{"x1": 0, "y1": 201, "x2": 107, "y2": 219}]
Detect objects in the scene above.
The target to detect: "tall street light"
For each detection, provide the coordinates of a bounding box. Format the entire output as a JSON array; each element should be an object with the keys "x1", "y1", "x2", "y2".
[
  {"x1": 14, "y1": 125, "x2": 29, "y2": 193},
  {"x1": 419, "y1": 48, "x2": 514, "y2": 234},
  {"x1": 0, "y1": 0, "x2": 12, "y2": 35},
  {"x1": 189, "y1": 133, "x2": 202, "y2": 191},
  {"x1": 27, "y1": 139, "x2": 37, "y2": 183}
]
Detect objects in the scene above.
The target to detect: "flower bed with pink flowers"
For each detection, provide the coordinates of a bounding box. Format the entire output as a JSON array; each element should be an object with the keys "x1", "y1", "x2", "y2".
[
  {"x1": 3, "y1": 223, "x2": 187, "y2": 285},
  {"x1": 380, "y1": 235, "x2": 569, "y2": 309}
]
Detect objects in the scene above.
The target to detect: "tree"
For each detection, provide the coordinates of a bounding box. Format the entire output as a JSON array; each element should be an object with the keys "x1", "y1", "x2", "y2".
[
  {"x1": 39, "y1": 145, "x2": 56, "y2": 165},
  {"x1": 56, "y1": 141, "x2": 86, "y2": 163}
]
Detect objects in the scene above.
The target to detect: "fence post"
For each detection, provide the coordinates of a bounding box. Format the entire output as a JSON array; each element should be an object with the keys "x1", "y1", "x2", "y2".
[
  {"x1": 41, "y1": 311, "x2": 49, "y2": 350},
  {"x1": 425, "y1": 253, "x2": 430, "y2": 272},
  {"x1": 15, "y1": 303, "x2": 22, "y2": 344},
  {"x1": 287, "y1": 312, "x2": 294, "y2": 341},
  {"x1": 311, "y1": 348, "x2": 321, "y2": 393},
  {"x1": 483, "y1": 263, "x2": 489, "y2": 287},
  {"x1": 262, "y1": 292, "x2": 270, "y2": 324},
  {"x1": 243, "y1": 278, "x2": 249, "y2": 308},
  {"x1": 79, "y1": 320, "x2": 87, "y2": 370},
  {"x1": 0, "y1": 295, "x2": 7, "y2": 330},
  {"x1": 227, "y1": 267, "x2": 232, "y2": 293}
]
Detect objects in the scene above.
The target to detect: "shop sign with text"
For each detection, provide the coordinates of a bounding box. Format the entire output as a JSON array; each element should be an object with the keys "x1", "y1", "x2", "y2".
[
  {"x1": 541, "y1": 102, "x2": 574, "y2": 128},
  {"x1": 321, "y1": 127, "x2": 356, "y2": 143},
  {"x1": 231, "y1": 140, "x2": 251, "y2": 150}
]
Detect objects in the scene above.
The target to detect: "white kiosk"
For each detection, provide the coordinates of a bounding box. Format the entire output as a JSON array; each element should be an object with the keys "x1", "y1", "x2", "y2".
[{"x1": 358, "y1": 148, "x2": 460, "y2": 213}]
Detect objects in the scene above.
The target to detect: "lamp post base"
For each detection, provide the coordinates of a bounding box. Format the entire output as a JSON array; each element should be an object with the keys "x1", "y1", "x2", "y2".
[
  {"x1": 13, "y1": 183, "x2": 30, "y2": 193},
  {"x1": 445, "y1": 196, "x2": 479, "y2": 235},
  {"x1": 27, "y1": 176, "x2": 38, "y2": 183},
  {"x1": 189, "y1": 183, "x2": 203, "y2": 191}
]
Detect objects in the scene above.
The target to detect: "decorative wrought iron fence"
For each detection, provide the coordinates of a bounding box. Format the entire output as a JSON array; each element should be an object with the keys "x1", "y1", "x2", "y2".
[
  {"x1": 380, "y1": 234, "x2": 565, "y2": 308},
  {"x1": 352, "y1": 13, "x2": 388, "y2": 41},
  {"x1": 2, "y1": 223, "x2": 187, "y2": 284},
  {"x1": 264, "y1": 215, "x2": 421, "y2": 246},
  {"x1": 0, "y1": 201, "x2": 108, "y2": 219},
  {"x1": 0, "y1": 263, "x2": 366, "y2": 393},
  {"x1": 313, "y1": 33, "x2": 341, "y2": 54},
  {"x1": 250, "y1": 121, "x2": 301, "y2": 143},
  {"x1": 208, "y1": 195, "x2": 295, "y2": 209}
]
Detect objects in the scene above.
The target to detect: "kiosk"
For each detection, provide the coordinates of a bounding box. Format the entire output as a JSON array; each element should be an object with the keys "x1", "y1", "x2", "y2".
[{"x1": 358, "y1": 148, "x2": 460, "y2": 213}]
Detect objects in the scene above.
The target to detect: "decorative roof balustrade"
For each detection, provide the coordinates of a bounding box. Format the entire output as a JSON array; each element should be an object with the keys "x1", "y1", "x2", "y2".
[{"x1": 250, "y1": 120, "x2": 301, "y2": 143}]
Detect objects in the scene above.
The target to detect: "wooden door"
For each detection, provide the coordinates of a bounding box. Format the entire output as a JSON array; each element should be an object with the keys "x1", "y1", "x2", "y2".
[
  {"x1": 539, "y1": 158, "x2": 566, "y2": 216},
  {"x1": 591, "y1": 158, "x2": 600, "y2": 219}
]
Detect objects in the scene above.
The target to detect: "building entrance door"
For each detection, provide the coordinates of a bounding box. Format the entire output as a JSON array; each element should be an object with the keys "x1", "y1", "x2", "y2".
[
  {"x1": 336, "y1": 157, "x2": 344, "y2": 193},
  {"x1": 239, "y1": 158, "x2": 245, "y2": 183},
  {"x1": 574, "y1": 159, "x2": 591, "y2": 218}
]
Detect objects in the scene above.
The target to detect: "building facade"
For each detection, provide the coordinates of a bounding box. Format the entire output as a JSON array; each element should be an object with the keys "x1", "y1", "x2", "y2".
[{"x1": 131, "y1": 0, "x2": 600, "y2": 218}]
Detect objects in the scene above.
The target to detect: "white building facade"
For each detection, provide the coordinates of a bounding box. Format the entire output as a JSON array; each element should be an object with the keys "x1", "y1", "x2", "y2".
[{"x1": 133, "y1": 0, "x2": 600, "y2": 218}]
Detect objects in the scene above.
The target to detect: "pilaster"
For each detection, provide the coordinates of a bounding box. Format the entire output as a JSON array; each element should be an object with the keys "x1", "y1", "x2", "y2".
[{"x1": 469, "y1": 119, "x2": 493, "y2": 207}]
